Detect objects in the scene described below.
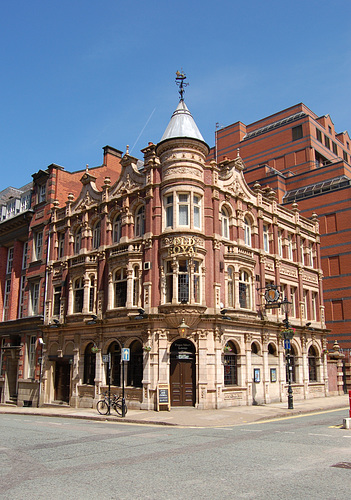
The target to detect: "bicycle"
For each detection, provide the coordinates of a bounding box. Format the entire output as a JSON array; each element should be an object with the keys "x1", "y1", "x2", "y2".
[{"x1": 96, "y1": 392, "x2": 127, "y2": 416}]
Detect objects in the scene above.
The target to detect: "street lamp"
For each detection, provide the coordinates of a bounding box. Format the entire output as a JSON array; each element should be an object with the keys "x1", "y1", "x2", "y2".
[{"x1": 281, "y1": 296, "x2": 294, "y2": 409}]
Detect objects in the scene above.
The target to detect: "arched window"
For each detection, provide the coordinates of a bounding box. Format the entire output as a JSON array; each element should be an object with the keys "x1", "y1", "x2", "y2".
[
  {"x1": 251, "y1": 342, "x2": 259, "y2": 355},
  {"x1": 308, "y1": 345, "x2": 318, "y2": 382},
  {"x1": 114, "y1": 268, "x2": 127, "y2": 308},
  {"x1": 74, "y1": 227, "x2": 82, "y2": 254},
  {"x1": 221, "y1": 207, "x2": 230, "y2": 239},
  {"x1": 107, "y1": 342, "x2": 121, "y2": 386},
  {"x1": 135, "y1": 206, "x2": 145, "y2": 237},
  {"x1": 133, "y1": 265, "x2": 140, "y2": 307},
  {"x1": 224, "y1": 341, "x2": 238, "y2": 386},
  {"x1": 268, "y1": 343, "x2": 277, "y2": 356},
  {"x1": 84, "y1": 343, "x2": 96, "y2": 385},
  {"x1": 113, "y1": 214, "x2": 122, "y2": 243},
  {"x1": 244, "y1": 217, "x2": 251, "y2": 247},
  {"x1": 92, "y1": 221, "x2": 101, "y2": 249},
  {"x1": 239, "y1": 270, "x2": 251, "y2": 309},
  {"x1": 73, "y1": 277, "x2": 84, "y2": 313},
  {"x1": 127, "y1": 340, "x2": 143, "y2": 387},
  {"x1": 88, "y1": 276, "x2": 95, "y2": 312},
  {"x1": 227, "y1": 266, "x2": 234, "y2": 308}
]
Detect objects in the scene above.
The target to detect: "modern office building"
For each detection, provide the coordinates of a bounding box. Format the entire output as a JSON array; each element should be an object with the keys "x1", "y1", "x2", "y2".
[{"x1": 211, "y1": 104, "x2": 351, "y2": 355}]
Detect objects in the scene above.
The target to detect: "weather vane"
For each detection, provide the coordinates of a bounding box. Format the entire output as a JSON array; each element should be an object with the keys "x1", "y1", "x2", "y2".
[{"x1": 175, "y1": 70, "x2": 188, "y2": 100}]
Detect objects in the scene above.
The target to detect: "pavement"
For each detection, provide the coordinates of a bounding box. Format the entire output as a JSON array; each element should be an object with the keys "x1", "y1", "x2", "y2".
[{"x1": 0, "y1": 394, "x2": 350, "y2": 427}]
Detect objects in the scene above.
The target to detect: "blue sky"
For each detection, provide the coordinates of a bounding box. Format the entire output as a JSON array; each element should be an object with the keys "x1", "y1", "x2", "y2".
[{"x1": 1, "y1": 0, "x2": 350, "y2": 189}]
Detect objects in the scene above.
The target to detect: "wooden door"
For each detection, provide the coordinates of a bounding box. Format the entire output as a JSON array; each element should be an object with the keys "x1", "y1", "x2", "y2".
[
  {"x1": 170, "y1": 357, "x2": 195, "y2": 406},
  {"x1": 54, "y1": 361, "x2": 70, "y2": 403}
]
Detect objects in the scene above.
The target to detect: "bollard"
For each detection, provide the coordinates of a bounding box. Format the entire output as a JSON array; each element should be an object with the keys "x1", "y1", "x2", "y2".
[{"x1": 349, "y1": 390, "x2": 351, "y2": 418}]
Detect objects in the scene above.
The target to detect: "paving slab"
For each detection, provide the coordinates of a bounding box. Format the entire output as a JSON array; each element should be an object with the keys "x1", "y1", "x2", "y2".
[{"x1": 0, "y1": 394, "x2": 349, "y2": 427}]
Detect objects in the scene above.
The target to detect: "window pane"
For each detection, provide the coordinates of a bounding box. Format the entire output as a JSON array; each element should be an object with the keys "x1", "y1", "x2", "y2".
[{"x1": 179, "y1": 205, "x2": 188, "y2": 225}]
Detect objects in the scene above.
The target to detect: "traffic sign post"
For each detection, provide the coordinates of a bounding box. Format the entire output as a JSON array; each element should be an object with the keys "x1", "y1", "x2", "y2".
[{"x1": 121, "y1": 348, "x2": 130, "y2": 417}]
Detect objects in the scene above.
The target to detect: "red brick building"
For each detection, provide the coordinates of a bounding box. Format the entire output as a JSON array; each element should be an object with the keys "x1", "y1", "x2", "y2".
[
  {"x1": 0, "y1": 147, "x2": 122, "y2": 406},
  {"x1": 39, "y1": 96, "x2": 328, "y2": 410},
  {"x1": 211, "y1": 104, "x2": 351, "y2": 356}
]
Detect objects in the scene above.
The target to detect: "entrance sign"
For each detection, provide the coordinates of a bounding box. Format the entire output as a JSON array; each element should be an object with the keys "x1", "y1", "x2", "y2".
[
  {"x1": 157, "y1": 384, "x2": 170, "y2": 411},
  {"x1": 122, "y1": 348, "x2": 130, "y2": 362}
]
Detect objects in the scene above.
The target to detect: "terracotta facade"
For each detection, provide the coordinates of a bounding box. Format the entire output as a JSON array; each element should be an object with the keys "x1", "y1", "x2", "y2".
[{"x1": 39, "y1": 100, "x2": 328, "y2": 410}]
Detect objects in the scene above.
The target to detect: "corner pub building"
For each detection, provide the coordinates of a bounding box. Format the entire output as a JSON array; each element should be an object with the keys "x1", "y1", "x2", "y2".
[{"x1": 42, "y1": 82, "x2": 328, "y2": 410}]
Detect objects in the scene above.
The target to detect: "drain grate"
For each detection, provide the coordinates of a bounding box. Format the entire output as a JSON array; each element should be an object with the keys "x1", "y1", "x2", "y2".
[{"x1": 331, "y1": 462, "x2": 351, "y2": 469}]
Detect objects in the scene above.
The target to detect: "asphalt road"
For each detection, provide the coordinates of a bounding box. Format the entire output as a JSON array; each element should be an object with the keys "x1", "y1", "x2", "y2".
[{"x1": 0, "y1": 409, "x2": 350, "y2": 499}]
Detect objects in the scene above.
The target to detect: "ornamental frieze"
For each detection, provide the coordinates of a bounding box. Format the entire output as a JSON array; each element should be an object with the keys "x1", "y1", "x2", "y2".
[
  {"x1": 161, "y1": 235, "x2": 204, "y2": 254},
  {"x1": 302, "y1": 271, "x2": 318, "y2": 284},
  {"x1": 280, "y1": 266, "x2": 298, "y2": 278},
  {"x1": 163, "y1": 166, "x2": 203, "y2": 179}
]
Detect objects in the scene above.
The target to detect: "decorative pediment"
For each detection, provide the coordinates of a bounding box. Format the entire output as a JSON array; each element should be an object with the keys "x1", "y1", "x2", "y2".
[
  {"x1": 109, "y1": 156, "x2": 145, "y2": 198},
  {"x1": 71, "y1": 185, "x2": 101, "y2": 213}
]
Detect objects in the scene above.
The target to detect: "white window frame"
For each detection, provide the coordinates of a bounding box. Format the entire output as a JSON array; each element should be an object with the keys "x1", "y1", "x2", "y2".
[
  {"x1": 135, "y1": 206, "x2": 145, "y2": 237},
  {"x1": 113, "y1": 214, "x2": 122, "y2": 243},
  {"x1": 222, "y1": 208, "x2": 230, "y2": 239},
  {"x1": 74, "y1": 228, "x2": 81, "y2": 254},
  {"x1": 6, "y1": 247, "x2": 14, "y2": 274},
  {"x1": 178, "y1": 193, "x2": 189, "y2": 227},
  {"x1": 165, "y1": 195, "x2": 174, "y2": 228},
  {"x1": 3, "y1": 279, "x2": 11, "y2": 321},
  {"x1": 133, "y1": 265, "x2": 140, "y2": 307},
  {"x1": 239, "y1": 270, "x2": 251, "y2": 309},
  {"x1": 92, "y1": 221, "x2": 101, "y2": 249},
  {"x1": 287, "y1": 234, "x2": 293, "y2": 261},
  {"x1": 33, "y1": 231, "x2": 43, "y2": 261},
  {"x1": 244, "y1": 218, "x2": 251, "y2": 247},
  {"x1": 30, "y1": 282, "x2": 40, "y2": 316},
  {"x1": 28, "y1": 335, "x2": 36, "y2": 379},
  {"x1": 114, "y1": 268, "x2": 127, "y2": 308},
  {"x1": 278, "y1": 230, "x2": 283, "y2": 257},
  {"x1": 311, "y1": 292, "x2": 317, "y2": 321},
  {"x1": 22, "y1": 241, "x2": 29, "y2": 269},
  {"x1": 57, "y1": 232, "x2": 65, "y2": 258},
  {"x1": 18, "y1": 275, "x2": 26, "y2": 318},
  {"x1": 227, "y1": 266, "x2": 234, "y2": 307},
  {"x1": 73, "y1": 277, "x2": 84, "y2": 313},
  {"x1": 193, "y1": 194, "x2": 201, "y2": 229},
  {"x1": 38, "y1": 184, "x2": 46, "y2": 203},
  {"x1": 263, "y1": 225, "x2": 269, "y2": 252}
]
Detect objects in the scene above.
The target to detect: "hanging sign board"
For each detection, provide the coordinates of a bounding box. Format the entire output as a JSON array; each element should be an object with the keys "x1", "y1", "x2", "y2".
[{"x1": 157, "y1": 384, "x2": 170, "y2": 412}]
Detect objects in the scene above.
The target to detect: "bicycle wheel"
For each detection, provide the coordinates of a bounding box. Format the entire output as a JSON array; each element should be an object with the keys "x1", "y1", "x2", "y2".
[
  {"x1": 97, "y1": 400, "x2": 109, "y2": 415},
  {"x1": 113, "y1": 402, "x2": 127, "y2": 416}
]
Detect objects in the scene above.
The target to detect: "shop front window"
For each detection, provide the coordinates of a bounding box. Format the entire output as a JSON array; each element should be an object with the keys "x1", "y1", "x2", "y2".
[
  {"x1": 127, "y1": 340, "x2": 143, "y2": 387},
  {"x1": 224, "y1": 342, "x2": 238, "y2": 386}
]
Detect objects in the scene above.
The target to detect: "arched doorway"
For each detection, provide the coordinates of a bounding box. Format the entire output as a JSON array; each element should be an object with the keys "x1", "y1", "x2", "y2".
[{"x1": 170, "y1": 339, "x2": 196, "y2": 406}]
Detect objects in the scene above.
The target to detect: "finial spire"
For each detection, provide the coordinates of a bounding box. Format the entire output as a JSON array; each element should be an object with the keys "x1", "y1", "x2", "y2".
[{"x1": 175, "y1": 70, "x2": 188, "y2": 101}]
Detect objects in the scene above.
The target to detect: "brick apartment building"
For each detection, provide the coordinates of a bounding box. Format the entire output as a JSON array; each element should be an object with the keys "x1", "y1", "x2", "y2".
[
  {"x1": 0, "y1": 148, "x2": 122, "y2": 405},
  {"x1": 211, "y1": 103, "x2": 351, "y2": 358}
]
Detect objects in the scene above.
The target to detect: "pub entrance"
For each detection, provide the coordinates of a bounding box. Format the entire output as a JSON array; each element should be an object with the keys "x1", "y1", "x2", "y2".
[
  {"x1": 53, "y1": 358, "x2": 71, "y2": 403},
  {"x1": 170, "y1": 339, "x2": 196, "y2": 406}
]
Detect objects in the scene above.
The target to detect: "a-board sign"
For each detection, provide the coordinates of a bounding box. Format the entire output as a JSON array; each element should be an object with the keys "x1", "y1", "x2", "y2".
[{"x1": 157, "y1": 384, "x2": 170, "y2": 411}]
